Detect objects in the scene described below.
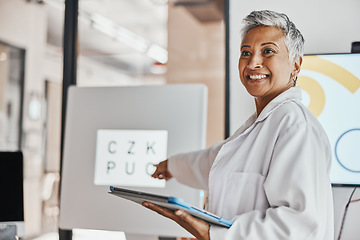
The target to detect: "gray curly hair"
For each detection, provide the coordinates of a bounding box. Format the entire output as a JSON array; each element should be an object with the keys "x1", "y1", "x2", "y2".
[{"x1": 240, "y1": 10, "x2": 305, "y2": 63}]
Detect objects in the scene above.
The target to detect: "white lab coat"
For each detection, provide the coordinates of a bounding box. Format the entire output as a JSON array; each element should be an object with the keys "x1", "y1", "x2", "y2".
[{"x1": 168, "y1": 87, "x2": 334, "y2": 239}]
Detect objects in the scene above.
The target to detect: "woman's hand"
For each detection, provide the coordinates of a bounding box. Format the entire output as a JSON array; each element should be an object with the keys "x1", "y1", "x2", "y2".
[
  {"x1": 151, "y1": 160, "x2": 173, "y2": 180},
  {"x1": 142, "y1": 202, "x2": 210, "y2": 240}
]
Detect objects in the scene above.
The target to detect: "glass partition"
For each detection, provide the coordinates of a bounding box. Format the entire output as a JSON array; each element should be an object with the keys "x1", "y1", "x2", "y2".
[
  {"x1": 0, "y1": 41, "x2": 25, "y2": 151},
  {"x1": 77, "y1": 0, "x2": 168, "y2": 87}
]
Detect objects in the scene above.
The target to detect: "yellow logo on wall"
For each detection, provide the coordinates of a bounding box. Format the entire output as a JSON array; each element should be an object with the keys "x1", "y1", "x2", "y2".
[
  {"x1": 298, "y1": 56, "x2": 360, "y2": 117},
  {"x1": 298, "y1": 54, "x2": 360, "y2": 179}
]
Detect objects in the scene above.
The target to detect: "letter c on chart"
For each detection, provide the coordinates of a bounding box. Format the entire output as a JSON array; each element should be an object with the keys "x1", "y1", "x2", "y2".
[
  {"x1": 108, "y1": 141, "x2": 117, "y2": 154},
  {"x1": 146, "y1": 162, "x2": 156, "y2": 176}
]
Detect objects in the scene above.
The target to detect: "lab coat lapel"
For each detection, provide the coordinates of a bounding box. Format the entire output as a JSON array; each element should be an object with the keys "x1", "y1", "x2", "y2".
[{"x1": 211, "y1": 87, "x2": 303, "y2": 171}]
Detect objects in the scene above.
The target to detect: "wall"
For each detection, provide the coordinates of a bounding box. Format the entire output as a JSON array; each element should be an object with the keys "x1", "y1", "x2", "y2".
[
  {"x1": 0, "y1": 0, "x2": 47, "y2": 237},
  {"x1": 167, "y1": 2, "x2": 225, "y2": 146},
  {"x1": 229, "y1": 0, "x2": 360, "y2": 239}
]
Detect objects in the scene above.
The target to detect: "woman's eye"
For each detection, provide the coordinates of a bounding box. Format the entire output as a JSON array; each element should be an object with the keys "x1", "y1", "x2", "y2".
[
  {"x1": 241, "y1": 51, "x2": 251, "y2": 57},
  {"x1": 263, "y1": 48, "x2": 275, "y2": 54}
]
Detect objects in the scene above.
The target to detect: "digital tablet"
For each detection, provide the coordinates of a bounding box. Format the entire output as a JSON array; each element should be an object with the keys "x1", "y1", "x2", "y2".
[{"x1": 109, "y1": 186, "x2": 233, "y2": 228}]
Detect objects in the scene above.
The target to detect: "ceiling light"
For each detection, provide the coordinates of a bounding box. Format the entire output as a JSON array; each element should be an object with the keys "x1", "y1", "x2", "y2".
[
  {"x1": 42, "y1": 0, "x2": 65, "y2": 10},
  {"x1": 90, "y1": 13, "x2": 167, "y2": 63}
]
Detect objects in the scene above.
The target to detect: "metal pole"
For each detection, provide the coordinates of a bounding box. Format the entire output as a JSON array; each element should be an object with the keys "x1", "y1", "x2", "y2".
[
  {"x1": 59, "y1": 0, "x2": 78, "y2": 239},
  {"x1": 224, "y1": 0, "x2": 230, "y2": 138}
]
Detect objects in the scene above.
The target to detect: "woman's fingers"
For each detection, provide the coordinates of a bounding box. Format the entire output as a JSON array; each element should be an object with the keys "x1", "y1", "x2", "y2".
[
  {"x1": 151, "y1": 165, "x2": 161, "y2": 179},
  {"x1": 142, "y1": 202, "x2": 177, "y2": 221},
  {"x1": 176, "y1": 210, "x2": 194, "y2": 222},
  {"x1": 151, "y1": 160, "x2": 172, "y2": 180},
  {"x1": 175, "y1": 210, "x2": 210, "y2": 238},
  {"x1": 161, "y1": 170, "x2": 172, "y2": 180},
  {"x1": 142, "y1": 202, "x2": 210, "y2": 240}
]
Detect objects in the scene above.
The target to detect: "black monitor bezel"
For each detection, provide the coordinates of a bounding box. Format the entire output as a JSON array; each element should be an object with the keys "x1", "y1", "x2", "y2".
[{"x1": 0, "y1": 151, "x2": 24, "y2": 221}]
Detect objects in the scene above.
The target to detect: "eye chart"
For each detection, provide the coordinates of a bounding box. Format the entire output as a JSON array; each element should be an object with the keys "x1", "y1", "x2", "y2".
[{"x1": 94, "y1": 129, "x2": 168, "y2": 188}]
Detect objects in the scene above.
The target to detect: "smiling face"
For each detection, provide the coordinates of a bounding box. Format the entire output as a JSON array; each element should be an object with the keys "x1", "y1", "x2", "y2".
[{"x1": 238, "y1": 26, "x2": 302, "y2": 114}]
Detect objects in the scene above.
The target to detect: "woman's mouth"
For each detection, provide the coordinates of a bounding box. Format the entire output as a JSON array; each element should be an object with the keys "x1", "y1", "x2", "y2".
[{"x1": 247, "y1": 74, "x2": 269, "y2": 82}]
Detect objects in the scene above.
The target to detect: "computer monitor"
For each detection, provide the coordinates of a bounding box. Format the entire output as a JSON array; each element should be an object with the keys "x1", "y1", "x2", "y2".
[
  {"x1": 59, "y1": 84, "x2": 208, "y2": 237},
  {"x1": 0, "y1": 151, "x2": 25, "y2": 237},
  {"x1": 298, "y1": 53, "x2": 360, "y2": 187}
]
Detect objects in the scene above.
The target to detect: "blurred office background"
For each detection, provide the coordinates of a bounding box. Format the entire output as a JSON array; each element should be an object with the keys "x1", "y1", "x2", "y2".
[
  {"x1": 2, "y1": 0, "x2": 360, "y2": 239},
  {"x1": 0, "y1": 0, "x2": 225, "y2": 239}
]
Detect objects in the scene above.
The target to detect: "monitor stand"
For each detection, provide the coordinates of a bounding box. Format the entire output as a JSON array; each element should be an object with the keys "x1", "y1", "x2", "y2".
[{"x1": 0, "y1": 224, "x2": 17, "y2": 240}]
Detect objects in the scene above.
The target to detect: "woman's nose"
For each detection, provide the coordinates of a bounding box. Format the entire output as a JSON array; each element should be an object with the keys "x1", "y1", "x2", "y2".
[{"x1": 247, "y1": 54, "x2": 263, "y2": 69}]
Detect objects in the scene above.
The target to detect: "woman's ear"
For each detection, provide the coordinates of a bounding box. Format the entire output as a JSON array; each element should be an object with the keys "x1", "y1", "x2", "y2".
[{"x1": 293, "y1": 56, "x2": 303, "y2": 76}]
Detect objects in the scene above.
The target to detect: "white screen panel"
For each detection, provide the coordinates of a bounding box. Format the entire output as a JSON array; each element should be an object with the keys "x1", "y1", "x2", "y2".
[{"x1": 60, "y1": 84, "x2": 207, "y2": 237}]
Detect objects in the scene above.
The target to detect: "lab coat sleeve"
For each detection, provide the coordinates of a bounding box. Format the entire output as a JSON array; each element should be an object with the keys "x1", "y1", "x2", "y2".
[
  {"x1": 210, "y1": 122, "x2": 334, "y2": 239},
  {"x1": 168, "y1": 140, "x2": 226, "y2": 190}
]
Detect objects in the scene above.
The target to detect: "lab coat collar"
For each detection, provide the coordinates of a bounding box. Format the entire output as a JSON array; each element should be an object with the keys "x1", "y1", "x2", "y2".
[{"x1": 256, "y1": 87, "x2": 302, "y2": 123}]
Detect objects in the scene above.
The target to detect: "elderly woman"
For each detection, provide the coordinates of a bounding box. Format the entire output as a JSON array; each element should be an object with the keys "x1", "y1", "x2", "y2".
[{"x1": 144, "y1": 10, "x2": 334, "y2": 239}]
